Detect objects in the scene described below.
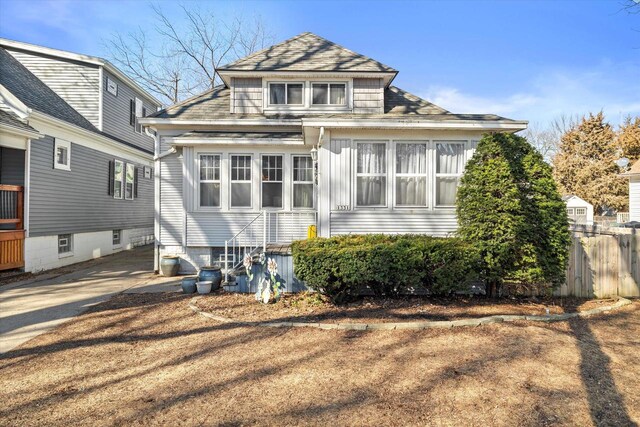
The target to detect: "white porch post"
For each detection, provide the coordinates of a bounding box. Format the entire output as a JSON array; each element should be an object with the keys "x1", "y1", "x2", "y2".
[{"x1": 318, "y1": 132, "x2": 331, "y2": 237}]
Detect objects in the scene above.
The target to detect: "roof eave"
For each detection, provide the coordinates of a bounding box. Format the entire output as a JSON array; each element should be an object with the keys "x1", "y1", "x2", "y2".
[
  {"x1": 301, "y1": 118, "x2": 529, "y2": 131},
  {"x1": 216, "y1": 69, "x2": 398, "y2": 88}
]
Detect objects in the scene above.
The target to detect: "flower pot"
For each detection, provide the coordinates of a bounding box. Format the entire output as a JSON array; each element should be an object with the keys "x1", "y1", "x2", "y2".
[
  {"x1": 196, "y1": 281, "x2": 213, "y2": 294},
  {"x1": 160, "y1": 256, "x2": 180, "y2": 277},
  {"x1": 181, "y1": 276, "x2": 197, "y2": 294},
  {"x1": 198, "y1": 266, "x2": 222, "y2": 290}
]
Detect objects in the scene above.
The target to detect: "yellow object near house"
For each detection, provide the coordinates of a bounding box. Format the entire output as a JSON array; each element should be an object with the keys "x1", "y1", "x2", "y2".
[{"x1": 307, "y1": 225, "x2": 317, "y2": 239}]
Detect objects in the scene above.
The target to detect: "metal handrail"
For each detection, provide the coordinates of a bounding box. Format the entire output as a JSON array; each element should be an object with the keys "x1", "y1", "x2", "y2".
[{"x1": 224, "y1": 211, "x2": 266, "y2": 283}]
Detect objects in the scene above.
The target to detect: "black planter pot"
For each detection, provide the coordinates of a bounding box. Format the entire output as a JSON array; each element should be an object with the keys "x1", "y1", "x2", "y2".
[{"x1": 198, "y1": 266, "x2": 222, "y2": 290}]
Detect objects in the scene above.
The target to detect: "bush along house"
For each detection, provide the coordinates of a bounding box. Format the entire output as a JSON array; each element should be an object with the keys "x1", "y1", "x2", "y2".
[
  {"x1": 0, "y1": 39, "x2": 162, "y2": 272},
  {"x1": 140, "y1": 32, "x2": 528, "y2": 288}
]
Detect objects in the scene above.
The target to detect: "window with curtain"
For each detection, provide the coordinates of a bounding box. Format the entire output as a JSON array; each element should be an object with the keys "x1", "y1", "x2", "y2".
[
  {"x1": 356, "y1": 142, "x2": 387, "y2": 206},
  {"x1": 312, "y1": 83, "x2": 346, "y2": 105},
  {"x1": 231, "y1": 155, "x2": 252, "y2": 207},
  {"x1": 125, "y1": 163, "x2": 135, "y2": 200},
  {"x1": 199, "y1": 154, "x2": 221, "y2": 207},
  {"x1": 293, "y1": 156, "x2": 314, "y2": 208},
  {"x1": 435, "y1": 143, "x2": 465, "y2": 206},
  {"x1": 261, "y1": 155, "x2": 283, "y2": 208},
  {"x1": 269, "y1": 83, "x2": 303, "y2": 105},
  {"x1": 113, "y1": 160, "x2": 123, "y2": 199},
  {"x1": 395, "y1": 143, "x2": 427, "y2": 207}
]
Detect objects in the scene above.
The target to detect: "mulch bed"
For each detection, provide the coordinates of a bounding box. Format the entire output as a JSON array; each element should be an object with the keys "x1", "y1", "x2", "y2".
[{"x1": 194, "y1": 291, "x2": 616, "y2": 324}]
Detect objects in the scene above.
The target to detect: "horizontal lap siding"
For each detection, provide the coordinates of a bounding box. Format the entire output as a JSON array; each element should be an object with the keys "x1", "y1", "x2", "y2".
[
  {"x1": 102, "y1": 70, "x2": 157, "y2": 152},
  {"x1": 330, "y1": 211, "x2": 458, "y2": 236},
  {"x1": 8, "y1": 50, "x2": 100, "y2": 127},
  {"x1": 160, "y1": 153, "x2": 183, "y2": 246},
  {"x1": 353, "y1": 78, "x2": 383, "y2": 114},
  {"x1": 29, "y1": 136, "x2": 153, "y2": 236},
  {"x1": 233, "y1": 78, "x2": 262, "y2": 114}
]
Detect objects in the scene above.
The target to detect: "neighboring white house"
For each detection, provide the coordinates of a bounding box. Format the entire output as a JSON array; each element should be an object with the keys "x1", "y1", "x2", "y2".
[
  {"x1": 140, "y1": 32, "x2": 528, "y2": 275},
  {"x1": 621, "y1": 160, "x2": 640, "y2": 222},
  {"x1": 562, "y1": 195, "x2": 594, "y2": 226}
]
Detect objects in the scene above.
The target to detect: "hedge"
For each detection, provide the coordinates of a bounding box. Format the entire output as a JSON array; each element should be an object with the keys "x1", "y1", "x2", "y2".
[{"x1": 291, "y1": 234, "x2": 481, "y2": 303}]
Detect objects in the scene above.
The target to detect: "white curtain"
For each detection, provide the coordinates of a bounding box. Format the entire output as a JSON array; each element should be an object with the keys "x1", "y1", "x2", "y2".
[
  {"x1": 396, "y1": 144, "x2": 426, "y2": 206},
  {"x1": 436, "y1": 143, "x2": 464, "y2": 205},
  {"x1": 330, "y1": 84, "x2": 346, "y2": 105},
  {"x1": 357, "y1": 143, "x2": 386, "y2": 206}
]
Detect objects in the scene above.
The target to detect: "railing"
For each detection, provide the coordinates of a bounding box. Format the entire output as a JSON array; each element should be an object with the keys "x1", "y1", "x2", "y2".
[
  {"x1": 617, "y1": 212, "x2": 630, "y2": 224},
  {"x1": 0, "y1": 185, "x2": 25, "y2": 270},
  {"x1": 224, "y1": 211, "x2": 267, "y2": 283},
  {"x1": 223, "y1": 211, "x2": 318, "y2": 283}
]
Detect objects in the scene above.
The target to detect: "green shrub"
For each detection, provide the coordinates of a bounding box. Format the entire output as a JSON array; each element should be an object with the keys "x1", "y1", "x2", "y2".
[{"x1": 291, "y1": 234, "x2": 481, "y2": 303}]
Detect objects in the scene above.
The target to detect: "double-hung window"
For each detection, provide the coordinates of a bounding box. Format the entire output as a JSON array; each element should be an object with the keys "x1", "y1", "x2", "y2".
[
  {"x1": 435, "y1": 142, "x2": 465, "y2": 207},
  {"x1": 292, "y1": 156, "x2": 314, "y2": 209},
  {"x1": 113, "y1": 160, "x2": 124, "y2": 199},
  {"x1": 199, "y1": 154, "x2": 221, "y2": 207},
  {"x1": 261, "y1": 155, "x2": 283, "y2": 208},
  {"x1": 395, "y1": 143, "x2": 427, "y2": 207},
  {"x1": 269, "y1": 83, "x2": 303, "y2": 105},
  {"x1": 312, "y1": 83, "x2": 346, "y2": 105},
  {"x1": 356, "y1": 142, "x2": 387, "y2": 207},
  {"x1": 125, "y1": 163, "x2": 135, "y2": 200},
  {"x1": 231, "y1": 155, "x2": 252, "y2": 208}
]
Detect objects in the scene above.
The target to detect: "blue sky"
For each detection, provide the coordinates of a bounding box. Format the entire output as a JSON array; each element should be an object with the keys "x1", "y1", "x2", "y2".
[{"x1": 0, "y1": 0, "x2": 638, "y2": 125}]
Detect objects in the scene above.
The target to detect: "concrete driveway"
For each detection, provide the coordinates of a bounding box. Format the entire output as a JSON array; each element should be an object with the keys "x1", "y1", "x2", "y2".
[{"x1": 0, "y1": 245, "x2": 180, "y2": 353}]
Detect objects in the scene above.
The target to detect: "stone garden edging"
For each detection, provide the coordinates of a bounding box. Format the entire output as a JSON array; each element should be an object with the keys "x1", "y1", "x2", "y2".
[{"x1": 188, "y1": 296, "x2": 633, "y2": 331}]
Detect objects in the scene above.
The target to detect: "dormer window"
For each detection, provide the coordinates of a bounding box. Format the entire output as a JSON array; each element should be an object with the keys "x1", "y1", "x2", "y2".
[
  {"x1": 269, "y1": 83, "x2": 303, "y2": 105},
  {"x1": 312, "y1": 83, "x2": 346, "y2": 105}
]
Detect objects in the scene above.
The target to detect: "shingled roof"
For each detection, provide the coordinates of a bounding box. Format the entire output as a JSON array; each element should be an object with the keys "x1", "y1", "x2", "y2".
[
  {"x1": 219, "y1": 32, "x2": 396, "y2": 73},
  {"x1": 150, "y1": 84, "x2": 516, "y2": 123},
  {"x1": 0, "y1": 108, "x2": 38, "y2": 134}
]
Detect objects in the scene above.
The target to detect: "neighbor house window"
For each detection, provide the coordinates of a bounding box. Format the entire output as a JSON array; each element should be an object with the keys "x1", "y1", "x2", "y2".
[
  {"x1": 199, "y1": 154, "x2": 221, "y2": 207},
  {"x1": 435, "y1": 142, "x2": 465, "y2": 207},
  {"x1": 113, "y1": 230, "x2": 121, "y2": 246},
  {"x1": 395, "y1": 143, "x2": 427, "y2": 207},
  {"x1": 53, "y1": 139, "x2": 71, "y2": 171},
  {"x1": 356, "y1": 142, "x2": 386, "y2": 207},
  {"x1": 269, "y1": 83, "x2": 303, "y2": 105},
  {"x1": 231, "y1": 155, "x2": 252, "y2": 207},
  {"x1": 125, "y1": 163, "x2": 135, "y2": 200},
  {"x1": 114, "y1": 160, "x2": 124, "y2": 199},
  {"x1": 293, "y1": 155, "x2": 314, "y2": 208},
  {"x1": 312, "y1": 83, "x2": 346, "y2": 105},
  {"x1": 58, "y1": 234, "x2": 72, "y2": 254},
  {"x1": 261, "y1": 155, "x2": 283, "y2": 208},
  {"x1": 131, "y1": 97, "x2": 143, "y2": 133}
]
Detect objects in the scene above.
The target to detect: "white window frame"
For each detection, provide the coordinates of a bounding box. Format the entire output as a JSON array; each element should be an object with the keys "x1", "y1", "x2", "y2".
[
  {"x1": 113, "y1": 159, "x2": 124, "y2": 199},
  {"x1": 434, "y1": 141, "x2": 465, "y2": 208},
  {"x1": 261, "y1": 154, "x2": 284, "y2": 209},
  {"x1": 58, "y1": 234, "x2": 73, "y2": 257},
  {"x1": 53, "y1": 138, "x2": 71, "y2": 171},
  {"x1": 394, "y1": 142, "x2": 429, "y2": 208},
  {"x1": 267, "y1": 82, "x2": 304, "y2": 107},
  {"x1": 125, "y1": 163, "x2": 135, "y2": 200},
  {"x1": 198, "y1": 153, "x2": 222, "y2": 208},
  {"x1": 292, "y1": 155, "x2": 315, "y2": 210},
  {"x1": 230, "y1": 154, "x2": 253, "y2": 209},
  {"x1": 112, "y1": 229, "x2": 122, "y2": 247},
  {"x1": 355, "y1": 141, "x2": 388, "y2": 208},
  {"x1": 135, "y1": 97, "x2": 144, "y2": 133},
  {"x1": 311, "y1": 82, "x2": 347, "y2": 106},
  {"x1": 576, "y1": 208, "x2": 587, "y2": 216}
]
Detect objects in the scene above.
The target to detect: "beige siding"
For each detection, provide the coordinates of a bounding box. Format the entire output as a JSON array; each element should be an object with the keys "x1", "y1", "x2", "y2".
[
  {"x1": 232, "y1": 77, "x2": 262, "y2": 113},
  {"x1": 353, "y1": 78, "x2": 384, "y2": 114},
  {"x1": 8, "y1": 49, "x2": 100, "y2": 127},
  {"x1": 329, "y1": 139, "x2": 352, "y2": 210},
  {"x1": 630, "y1": 177, "x2": 640, "y2": 221},
  {"x1": 159, "y1": 152, "x2": 183, "y2": 246},
  {"x1": 330, "y1": 211, "x2": 458, "y2": 236}
]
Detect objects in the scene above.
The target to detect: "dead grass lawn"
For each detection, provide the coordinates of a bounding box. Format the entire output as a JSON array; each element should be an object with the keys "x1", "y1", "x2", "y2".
[{"x1": 1, "y1": 293, "x2": 638, "y2": 426}]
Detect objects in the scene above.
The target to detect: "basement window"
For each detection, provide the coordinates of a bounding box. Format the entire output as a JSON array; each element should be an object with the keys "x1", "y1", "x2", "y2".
[
  {"x1": 58, "y1": 234, "x2": 73, "y2": 256},
  {"x1": 113, "y1": 230, "x2": 121, "y2": 246}
]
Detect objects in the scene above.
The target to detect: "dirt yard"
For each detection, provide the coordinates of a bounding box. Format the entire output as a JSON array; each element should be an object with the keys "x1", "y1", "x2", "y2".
[{"x1": 1, "y1": 293, "x2": 638, "y2": 426}]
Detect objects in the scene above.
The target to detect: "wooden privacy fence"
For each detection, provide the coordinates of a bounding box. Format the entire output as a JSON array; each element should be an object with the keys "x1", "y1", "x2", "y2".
[
  {"x1": 0, "y1": 184, "x2": 25, "y2": 271},
  {"x1": 558, "y1": 228, "x2": 640, "y2": 298}
]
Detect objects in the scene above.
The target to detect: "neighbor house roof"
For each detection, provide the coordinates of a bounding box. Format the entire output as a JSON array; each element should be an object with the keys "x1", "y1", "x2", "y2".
[
  {"x1": 219, "y1": 32, "x2": 397, "y2": 74},
  {"x1": 0, "y1": 47, "x2": 152, "y2": 154},
  {"x1": 0, "y1": 108, "x2": 39, "y2": 134},
  {"x1": 621, "y1": 160, "x2": 640, "y2": 176},
  {"x1": 148, "y1": 84, "x2": 518, "y2": 124}
]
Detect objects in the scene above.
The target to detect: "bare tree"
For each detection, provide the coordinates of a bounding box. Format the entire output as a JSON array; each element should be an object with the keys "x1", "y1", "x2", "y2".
[
  {"x1": 104, "y1": 4, "x2": 274, "y2": 105},
  {"x1": 522, "y1": 114, "x2": 578, "y2": 163}
]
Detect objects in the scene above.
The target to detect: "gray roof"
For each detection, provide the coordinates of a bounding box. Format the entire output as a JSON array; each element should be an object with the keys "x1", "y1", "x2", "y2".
[
  {"x1": 0, "y1": 47, "x2": 152, "y2": 154},
  {"x1": 0, "y1": 108, "x2": 38, "y2": 133},
  {"x1": 176, "y1": 131, "x2": 303, "y2": 140},
  {"x1": 219, "y1": 32, "x2": 397, "y2": 73},
  {"x1": 151, "y1": 85, "x2": 516, "y2": 123}
]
